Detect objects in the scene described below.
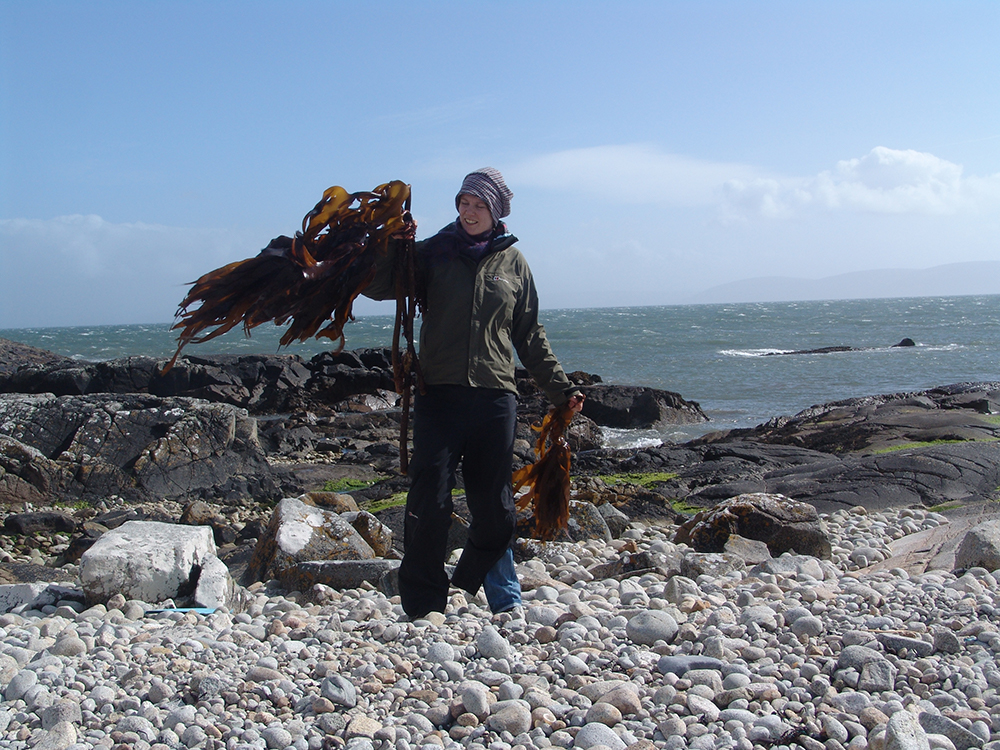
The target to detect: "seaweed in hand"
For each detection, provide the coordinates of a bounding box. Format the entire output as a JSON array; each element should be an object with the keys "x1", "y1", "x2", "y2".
[
  {"x1": 163, "y1": 180, "x2": 412, "y2": 372},
  {"x1": 512, "y1": 402, "x2": 576, "y2": 541}
]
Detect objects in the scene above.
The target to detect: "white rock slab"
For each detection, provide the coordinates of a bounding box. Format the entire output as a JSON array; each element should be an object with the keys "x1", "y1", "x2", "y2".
[{"x1": 80, "y1": 521, "x2": 216, "y2": 605}]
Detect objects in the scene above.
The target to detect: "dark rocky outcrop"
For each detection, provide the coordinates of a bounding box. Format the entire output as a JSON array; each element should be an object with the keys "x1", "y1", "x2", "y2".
[
  {"x1": 578, "y1": 384, "x2": 708, "y2": 428},
  {"x1": 0, "y1": 338, "x2": 73, "y2": 376},
  {"x1": 575, "y1": 383, "x2": 1000, "y2": 514},
  {"x1": 703, "y1": 382, "x2": 1000, "y2": 454},
  {"x1": 577, "y1": 437, "x2": 1000, "y2": 515},
  {"x1": 1, "y1": 353, "x2": 314, "y2": 414},
  {"x1": 0, "y1": 350, "x2": 618, "y2": 465},
  {"x1": 152, "y1": 354, "x2": 312, "y2": 413},
  {"x1": 0, "y1": 347, "x2": 400, "y2": 418},
  {"x1": 0, "y1": 392, "x2": 288, "y2": 506},
  {"x1": 3, "y1": 511, "x2": 78, "y2": 535}
]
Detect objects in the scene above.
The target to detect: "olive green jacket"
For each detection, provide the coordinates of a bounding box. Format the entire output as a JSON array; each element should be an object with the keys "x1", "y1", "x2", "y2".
[{"x1": 363, "y1": 226, "x2": 576, "y2": 406}]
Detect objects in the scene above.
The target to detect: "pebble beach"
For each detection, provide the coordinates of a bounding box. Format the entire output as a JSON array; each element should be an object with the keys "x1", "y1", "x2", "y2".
[{"x1": 3, "y1": 505, "x2": 1000, "y2": 750}]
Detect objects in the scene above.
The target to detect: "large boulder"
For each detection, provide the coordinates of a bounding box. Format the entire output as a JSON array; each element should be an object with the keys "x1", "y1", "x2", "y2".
[
  {"x1": 0, "y1": 393, "x2": 283, "y2": 505},
  {"x1": 340, "y1": 510, "x2": 394, "y2": 557},
  {"x1": 580, "y1": 385, "x2": 708, "y2": 428},
  {"x1": 279, "y1": 559, "x2": 401, "y2": 593},
  {"x1": 3, "y1": 510, "x2": 77, "y2": 535},
  {"x1": 79, "y1": 521, "x2": 222, "y2": 606},
  {"x1": 244, "y1": 495, "x2": 377, "y2": 584},
  {"x1": 954, "y1": 520, "x2": 1000, "y2": 571},
  {"x1": 674, "y1": 493, "x2": 831, "y2": 558}
]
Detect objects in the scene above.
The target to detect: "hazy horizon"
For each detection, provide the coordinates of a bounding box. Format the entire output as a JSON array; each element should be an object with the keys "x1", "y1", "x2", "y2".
[{"x1": 2, "y1": 262, "x2": 997, "y2": 334}]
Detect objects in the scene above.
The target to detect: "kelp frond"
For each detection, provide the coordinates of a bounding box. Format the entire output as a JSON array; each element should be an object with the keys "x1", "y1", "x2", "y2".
[
  {"x1": 163, "y1": 180, "x2": 412, "y2": 372},
  {"x1": 513, "y1": 402, "x2": 576, "y2": 541}
]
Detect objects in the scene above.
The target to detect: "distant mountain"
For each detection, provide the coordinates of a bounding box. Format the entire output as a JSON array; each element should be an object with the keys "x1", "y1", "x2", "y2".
[{"x1": 687, "y1": 261, "x2": 1000, "y2": 304}]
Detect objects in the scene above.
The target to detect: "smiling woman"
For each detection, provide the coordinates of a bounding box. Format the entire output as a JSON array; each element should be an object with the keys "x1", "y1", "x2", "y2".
[
  {"x1": 457, "y1": 194, "x2": 493, "y2": 235},
  {"x1": 361, "y1": 167, "x2": 585, "y2": 620}
]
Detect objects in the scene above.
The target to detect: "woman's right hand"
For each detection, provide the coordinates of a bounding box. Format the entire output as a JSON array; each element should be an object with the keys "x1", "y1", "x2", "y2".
[{"x1": 391, "y1": 214, "x2": 418, "y2": 240}]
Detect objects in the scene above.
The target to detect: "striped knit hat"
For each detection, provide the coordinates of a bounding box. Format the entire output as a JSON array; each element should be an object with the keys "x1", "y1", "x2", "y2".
[{"x1": 455, "y1": 167, "x2": 513, "y2": 225}]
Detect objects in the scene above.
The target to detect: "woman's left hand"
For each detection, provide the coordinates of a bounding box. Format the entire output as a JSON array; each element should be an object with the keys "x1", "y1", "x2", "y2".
[{"x1": 567, "y1": 394, "x2": 586, "y2": 414}]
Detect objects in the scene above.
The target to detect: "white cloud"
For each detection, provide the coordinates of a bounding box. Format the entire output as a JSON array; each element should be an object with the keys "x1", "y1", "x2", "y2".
[
  {"x1": 0, "y1": 215, "x2": 261, "y2": 328},
  {"x1": 724, "y1": 146, "x2": 1000, "y2": 219},
  {"x1": 507, "y1": 144, "x2": 758, "y2": 206}
]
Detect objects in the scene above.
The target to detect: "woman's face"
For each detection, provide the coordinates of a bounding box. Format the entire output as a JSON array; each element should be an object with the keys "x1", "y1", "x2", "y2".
[{"x1": 458, "y1": 194, "x2": 493, "y2": 236}]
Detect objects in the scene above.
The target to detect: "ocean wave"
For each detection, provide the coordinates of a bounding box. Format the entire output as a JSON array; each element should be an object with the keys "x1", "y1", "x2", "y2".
[
  {"x1": 600, "y1": 427, "x2": 663, "y2": 450},
  {"x1": 719, "y1": 343, "x2": 962, "y2": 358},
  {"x1": 719, "y1": 348, "x2": 793, "y2": 357},
  {"x1": 917, "y1": 343, "x2": 963, "y2": 352}
]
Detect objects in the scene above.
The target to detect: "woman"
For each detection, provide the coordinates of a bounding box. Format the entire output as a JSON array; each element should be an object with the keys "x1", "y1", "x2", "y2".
[{"x1": 365, "y1": 168, "x2": 583, "y2": 619}]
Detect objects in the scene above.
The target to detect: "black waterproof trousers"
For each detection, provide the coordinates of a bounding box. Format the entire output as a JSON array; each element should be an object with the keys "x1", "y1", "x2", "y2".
[{"x1": 398, "y1": 385, "x2": 517, "y2": 618}]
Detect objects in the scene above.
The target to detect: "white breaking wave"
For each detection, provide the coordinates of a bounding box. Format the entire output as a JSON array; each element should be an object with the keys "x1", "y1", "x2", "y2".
[
  {"x1": 719, "y1": 348, "x2": 793, "y2": 357},
  {"x1": 600, "y1": 427, "x2": 663, "y2": 450}
]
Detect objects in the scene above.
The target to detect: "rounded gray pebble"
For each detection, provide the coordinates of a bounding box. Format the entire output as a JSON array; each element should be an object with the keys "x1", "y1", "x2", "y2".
[
  {"x1": 117, "y1": 716, "x2": 158, "y2": 742},
  {"x1": 4, "y1": 668, "x2": 38, "y2": 701},
  {"x1": 426, "y1": 641, "x2": 455, "y2": 664},
  {"x1": 574, "y1": 722, "x2": 627, "y2": 750},
  {"x1": 320, "y1": 674, "x2": 358, "y2": 707},
  {"x1": 625, "y1": 610, "x2": 678, "y2": 645},
  {"x1": 263, "y1": 726, "x2": 293, "y2": 749},
  {"x1": 477, "y1": 625, "x2": 512, "y2": 659}
]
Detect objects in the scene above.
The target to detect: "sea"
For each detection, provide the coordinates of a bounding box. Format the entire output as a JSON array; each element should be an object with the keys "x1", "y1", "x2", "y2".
[{"x1": 3, "y1": 294, "x2": 998, "y2": 449}]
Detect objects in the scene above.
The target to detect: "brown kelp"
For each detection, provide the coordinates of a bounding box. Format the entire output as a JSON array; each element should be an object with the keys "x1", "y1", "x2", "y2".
[
  {"x1": 164, "y1": 180, "x2": 413, "y2": 372},
  {"x1": 391, "y1": 222, "x2": 423, "y2": 473},
  {"x1": 163, "y1": 180, "x2": 421, "y2": 469},
  {"x1": 512, "y1": 401, "x2": 576, "y2": 541}
]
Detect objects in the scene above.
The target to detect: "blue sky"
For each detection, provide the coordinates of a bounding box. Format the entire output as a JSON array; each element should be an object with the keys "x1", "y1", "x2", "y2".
[{"x1": 1, "y1": 1, "x2": 998, "y2": 328}]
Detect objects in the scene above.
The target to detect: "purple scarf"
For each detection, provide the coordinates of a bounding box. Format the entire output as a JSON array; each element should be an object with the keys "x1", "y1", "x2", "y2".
[{"x1": 422, "y1": 220, "x2": 508, "y2": 267}]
